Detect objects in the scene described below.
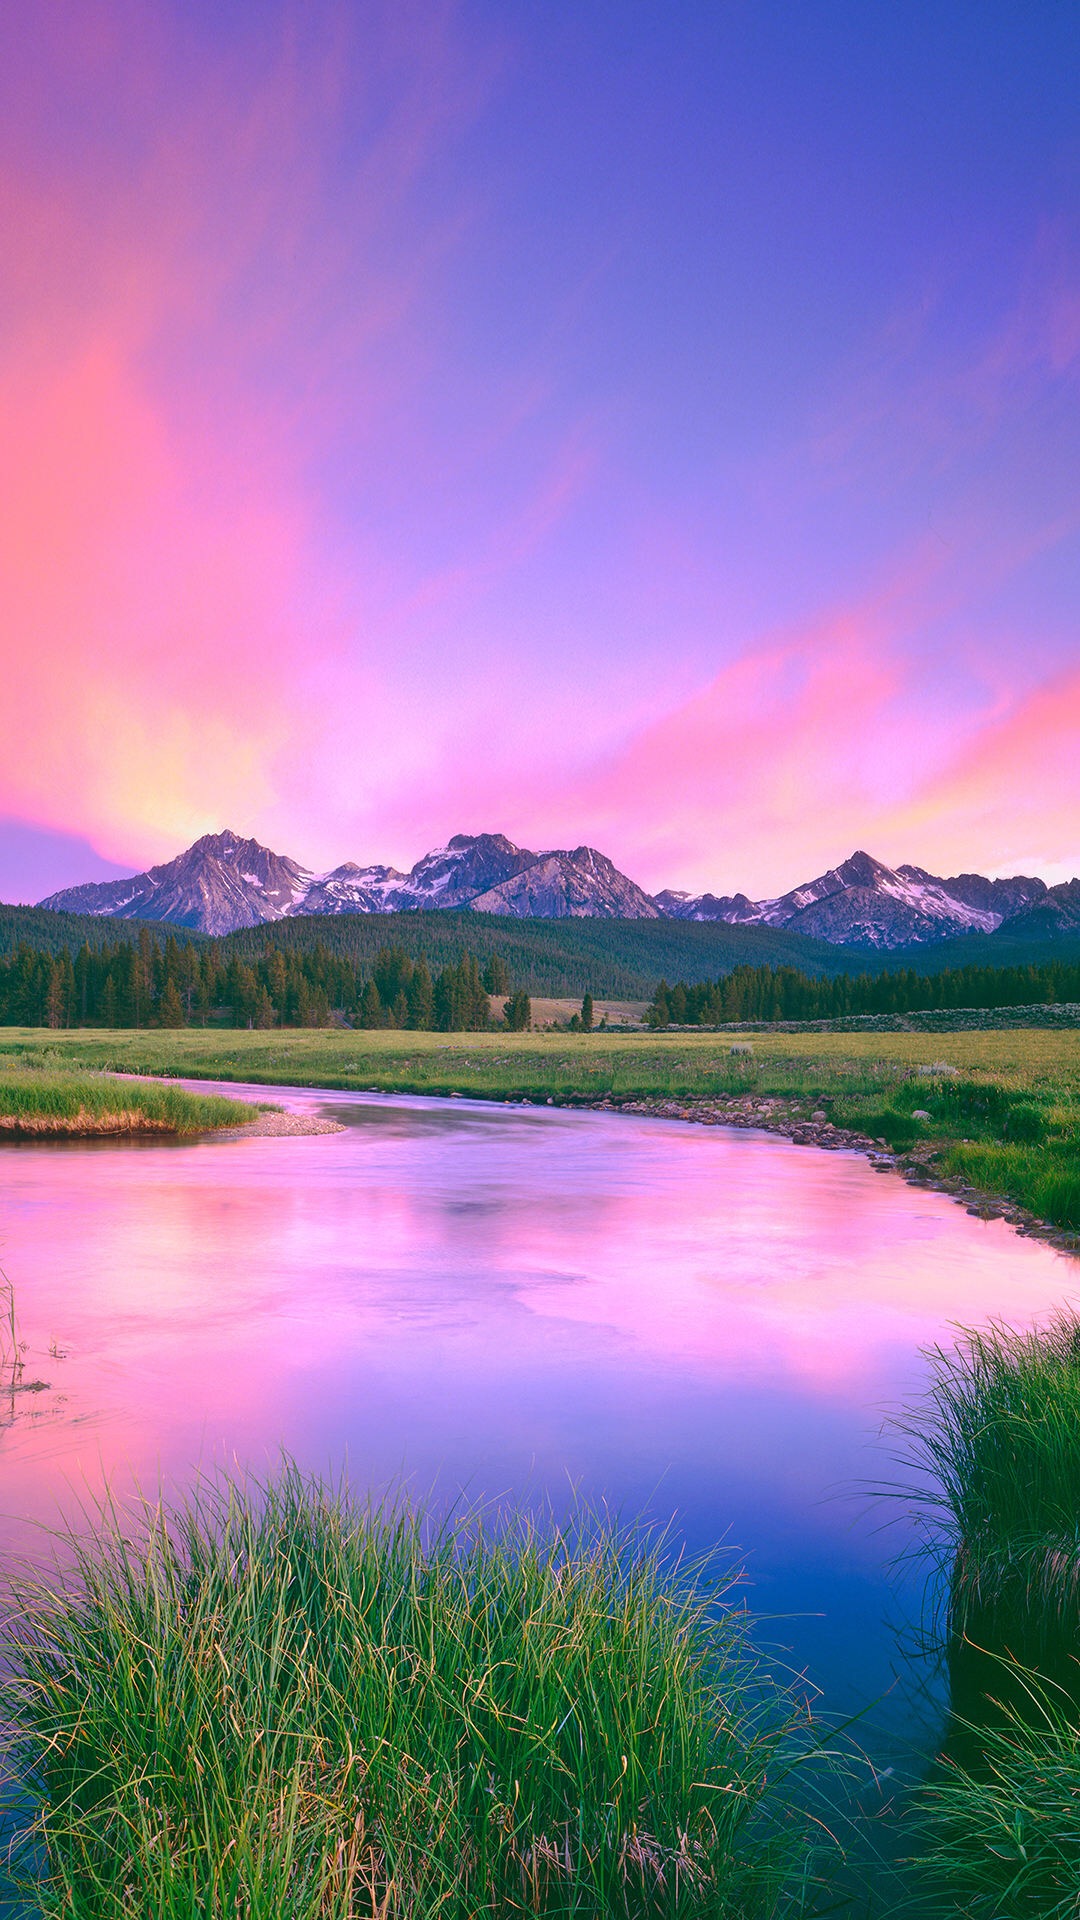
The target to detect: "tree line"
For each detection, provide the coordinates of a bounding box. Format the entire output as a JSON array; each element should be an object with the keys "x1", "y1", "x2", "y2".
[
  {"x1": 647, "y1": 958, "x2": 1080, "y2": 1027},
  {"x1": 0, "y1": 931, "x2": 532, "y2": 1032}
]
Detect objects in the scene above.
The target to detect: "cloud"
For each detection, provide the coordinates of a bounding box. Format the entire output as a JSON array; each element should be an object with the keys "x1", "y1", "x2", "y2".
[
  {"x1": 0, "y1": 1, "x2": 500, "y2": 866},
  {"x1": 894, "y1": 666, "x2": 1080, "y2": 878},
  {"x1": 0, "y1": 819, "x2": 132, "y2": 906}
]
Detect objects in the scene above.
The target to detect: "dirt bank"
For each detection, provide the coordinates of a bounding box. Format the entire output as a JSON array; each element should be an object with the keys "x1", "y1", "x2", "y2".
[{"x1": 0, "y1": 1110, "x2": 180, "y2": 1137}]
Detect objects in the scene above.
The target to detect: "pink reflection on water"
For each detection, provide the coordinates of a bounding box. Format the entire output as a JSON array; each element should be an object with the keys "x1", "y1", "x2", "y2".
[
  {"x1": 510, "y1": 1121, "x2": 1074, "y2": 1394},
  {"x1": 0, "y1": 1088, "x2": 1072, "y2": 1544}
]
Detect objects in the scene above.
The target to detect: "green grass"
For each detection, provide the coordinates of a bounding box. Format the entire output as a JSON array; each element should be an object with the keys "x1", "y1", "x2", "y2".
[
  {"x1": 914, "y1": 1692, "x2": 1080, "y2": 1918},
  {"x1": 0, "y1": 1063, "x2": 252, "y2": 1133},
  {"x1": 943, "y1": 1144, "x2": 1080, "y2": 1231},
  {"x1": 1, "y1": 1466, "x2": 832, "y2": 1918},
  {"x1": 894, "y1": 1312, "x2": 1080, "y2": 1913},
  {"x1": 898, "y1": 1313, "x2": 1080, "y2": 1669}
]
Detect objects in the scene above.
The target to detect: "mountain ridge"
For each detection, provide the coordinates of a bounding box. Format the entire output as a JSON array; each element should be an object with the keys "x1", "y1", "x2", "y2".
[{"x1": 35, "y1": 829, "x2": 1077, "y2": 949}]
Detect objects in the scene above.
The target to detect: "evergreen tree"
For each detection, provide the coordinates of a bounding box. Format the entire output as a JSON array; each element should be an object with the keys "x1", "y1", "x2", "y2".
[
  {"x1": 45, "y1": 959, "x2": 67, "y2": 1029},
  {"x1": 581, "y1": 992, "x2": 594, "y2": 1030},
  {"x1": 504, "y1": 989, "x2": 531, "y2": 1031},
  {"x1": 373, "y1": 948, "x2": 414, "y2": 1007},
  {"x1": 358, "y1": 980, "x2": 383, "y2": 1028},
  {"x1": 74, "y1": 943, "x2": 92, "y2": 1022},
  {"x1": 646, "y1": 983, "x2": 671, "y2": 1029},
  {"x1": 135, "y1": 927, "x2": 154, "y2": 1024},
  {"x1": 406, "y1": 961, "x2": 434, "y2": 1029},
  {"x1": 159, "y1": 979, "x2": 185, "y2": 1028},
  {"x1": 434, "y1": 956, "x2": 489, "y2": 1031}
]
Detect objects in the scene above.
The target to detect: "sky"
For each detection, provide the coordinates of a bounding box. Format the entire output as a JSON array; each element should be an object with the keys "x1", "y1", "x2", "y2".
[{"x1": 1, "y1": 0, "x2": 1078, "y2": 903}]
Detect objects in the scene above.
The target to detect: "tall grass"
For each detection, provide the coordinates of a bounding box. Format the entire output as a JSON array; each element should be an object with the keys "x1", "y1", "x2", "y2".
[
  {"x1": 943, "y1": 1143, "x2": 1080, "y2": 1231},
  {"x1": 895, "y1": 1311, "x2": 1080, "y2": 1911},
  {"x1": 915, "y1": 1687, "x2": 1080, "y2": 1918},
  {"x1": 1, "y1": 1466, "x2": 830, "y2": 1918},
  {"x1": 0, "y1": 1069, "x2": 250, "y2": 1133},
  {"x1": 897, "y1": 1311, "x2": 1080, "y2": 1672}
]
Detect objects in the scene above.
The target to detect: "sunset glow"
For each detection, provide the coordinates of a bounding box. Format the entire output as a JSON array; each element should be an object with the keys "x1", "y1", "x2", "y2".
[{"x1": 2, "y1": 2, "x2": 1077, "y2": 899}]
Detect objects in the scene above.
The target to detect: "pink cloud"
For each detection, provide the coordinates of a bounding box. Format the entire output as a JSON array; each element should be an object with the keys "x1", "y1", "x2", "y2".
[{"x1": 894, "y1": 665, "x2": 1080, "y2": 877}]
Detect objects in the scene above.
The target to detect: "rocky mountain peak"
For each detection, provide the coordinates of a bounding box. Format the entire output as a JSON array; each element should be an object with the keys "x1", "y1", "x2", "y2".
[{"x1": 33, "y1": 829, "x2": 1074, "y2": 948}]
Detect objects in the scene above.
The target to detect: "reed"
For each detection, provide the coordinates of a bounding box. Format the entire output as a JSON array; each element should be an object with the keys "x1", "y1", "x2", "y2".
[
  {"x1": 915, "y1": 1687, "x2": 1080, "y2": 1917},
  {"x1": 1, "y1": 1466, "x2": 830, "y2": 1918}
]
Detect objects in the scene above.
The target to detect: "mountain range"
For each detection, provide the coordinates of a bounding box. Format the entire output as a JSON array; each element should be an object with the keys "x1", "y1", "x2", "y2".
[{"x1": 36, "y1": 830, "x2": 1080, "y2": 949}]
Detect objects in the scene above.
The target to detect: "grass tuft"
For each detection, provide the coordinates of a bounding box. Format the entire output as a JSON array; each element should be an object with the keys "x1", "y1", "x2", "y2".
[
  {"x1": 1, "y1": 1465, "x2": 831, "y2": 1917},
  {"x1": 914, "y1": 1685, "x2": 1080, "y2": 1917},
  {"x1": 0, "y1": 1068, "x2": 251, "y2": 1134},
  {"x1": 897, "y1": 1311, "x2": 1080, "y2": 1670}
]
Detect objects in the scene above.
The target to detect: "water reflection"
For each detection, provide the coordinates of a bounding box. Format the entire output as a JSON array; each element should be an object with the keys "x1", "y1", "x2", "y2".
[{"x1": 0, "y1": 1086, "x2": 1073, "y2": 1766}]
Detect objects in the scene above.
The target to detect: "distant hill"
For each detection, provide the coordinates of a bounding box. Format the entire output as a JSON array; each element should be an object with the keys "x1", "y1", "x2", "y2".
[
  {"x1": 0, "y1": 901, "x2": 203, "y2": 960},
  {"x1": 873, "y1": 927, "x2": 1080, "y2": 977},
  {"x1": 221, "y1": 911, "x2": 871, "y2": 997}
]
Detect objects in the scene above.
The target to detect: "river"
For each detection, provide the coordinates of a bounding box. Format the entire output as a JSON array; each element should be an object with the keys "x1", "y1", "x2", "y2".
[{"x1": 0, "y1": 1082, "x2": 1074, "y2": 1790}]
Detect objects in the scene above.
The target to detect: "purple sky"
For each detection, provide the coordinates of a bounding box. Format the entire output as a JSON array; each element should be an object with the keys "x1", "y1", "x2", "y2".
[{"x1": 1, "y1": 1, "x2": 1077, "y2": 901}]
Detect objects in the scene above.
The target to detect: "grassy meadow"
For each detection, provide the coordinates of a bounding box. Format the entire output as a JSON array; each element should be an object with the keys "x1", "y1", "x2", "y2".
[
  {"x1": 3, "y1": 1024, "x2": 1079, "y2": 1229},
  {"x1": 1, "y1": 1467, "x2": 831, "y2": 1919}
]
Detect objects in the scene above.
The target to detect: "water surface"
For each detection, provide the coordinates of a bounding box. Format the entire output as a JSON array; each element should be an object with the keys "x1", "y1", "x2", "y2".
[{"x1": 1, "y1": 1084, "x2": 1074, "y2": 1772}]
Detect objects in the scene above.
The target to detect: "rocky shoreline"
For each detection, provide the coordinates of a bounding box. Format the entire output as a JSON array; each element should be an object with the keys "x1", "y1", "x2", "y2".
[{"x1": 581, "y1": 1092, "x2": 1080, "y2": 1259}]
